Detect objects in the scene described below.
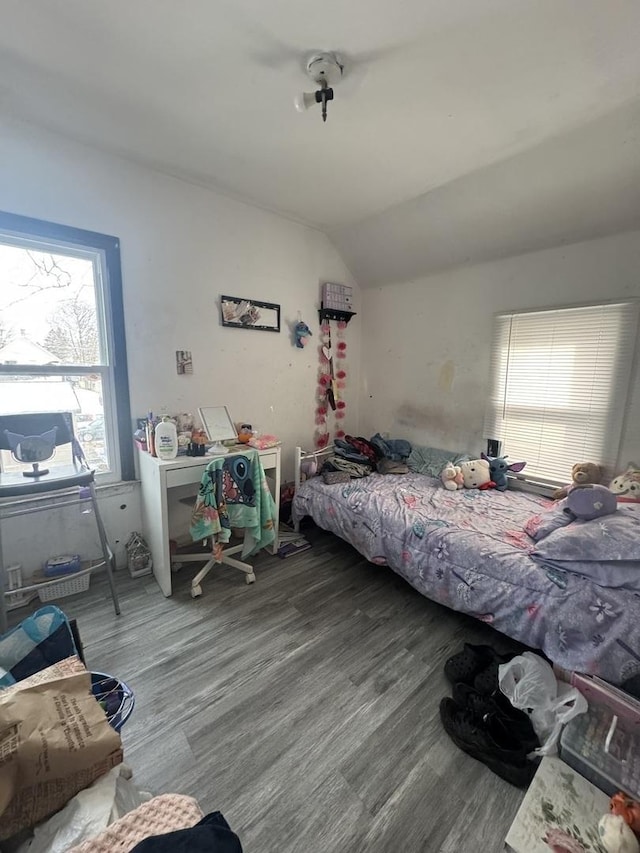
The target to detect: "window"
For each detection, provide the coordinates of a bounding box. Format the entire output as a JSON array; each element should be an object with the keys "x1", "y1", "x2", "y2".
[
  {"x1": 484, "y1": 302, "x2": 639, "y2": 485},
  {"x1": 0, "y1": 211, "x2": 133, "y2": 482}
]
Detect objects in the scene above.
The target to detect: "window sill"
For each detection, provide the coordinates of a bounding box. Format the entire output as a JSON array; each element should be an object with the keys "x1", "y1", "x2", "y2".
[
  {"x1": 0, "y1": 478, "x2": 140, "y2": 510},
  {"x1": 95, "y1": 479, "x2": 140, "y2": 496},
  {"x1": 508, "y1": 476, "x2": 558, "y2": 499}
]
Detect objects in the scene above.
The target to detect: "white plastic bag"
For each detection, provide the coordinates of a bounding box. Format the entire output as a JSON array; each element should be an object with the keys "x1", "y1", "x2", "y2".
[
  {"x1": 498, "y1": 652, "x2": 587, "y2": 756},
  {"x1": 16, "y1": 764, "x2": 151, "y2": 853}
]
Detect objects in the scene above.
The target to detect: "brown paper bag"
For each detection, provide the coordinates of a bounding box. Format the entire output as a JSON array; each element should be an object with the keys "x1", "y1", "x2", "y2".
[{"x1": 0, "y1": 657, "x2": 123, "y2": 840}]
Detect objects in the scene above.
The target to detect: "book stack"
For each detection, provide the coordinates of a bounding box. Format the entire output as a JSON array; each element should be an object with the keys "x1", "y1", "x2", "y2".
[
  {"x1": 277, "y1": 538, "x2": 312, "y2": 559},
  {"x1": 277, "y1": 526, "x2": 312, "y2": 559}
]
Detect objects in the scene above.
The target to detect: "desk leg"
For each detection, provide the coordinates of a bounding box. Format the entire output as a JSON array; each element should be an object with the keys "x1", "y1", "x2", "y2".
[
  {"x1": 139, "y1": 453, "x2": 172, "y2": 596},
  {"x1": 270, "y1": 454, "x2": 280, "y2": 554}
]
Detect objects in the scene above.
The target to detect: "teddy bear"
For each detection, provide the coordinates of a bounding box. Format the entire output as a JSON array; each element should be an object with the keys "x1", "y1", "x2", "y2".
[
  {"x1": 460, "y1": 458, "x2": 495, "y2": 489},
  {"x1": 440, "y1": 462, "x2": 464, "y2": 490},
  {"x1": 553, "y1": 461, "x2": 602, "y2": 500}
]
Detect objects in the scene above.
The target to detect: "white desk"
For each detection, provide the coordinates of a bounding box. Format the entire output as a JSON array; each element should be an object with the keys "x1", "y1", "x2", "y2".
[{"x1": 138, "y1": 446, "x2": 281, "y2": 596}]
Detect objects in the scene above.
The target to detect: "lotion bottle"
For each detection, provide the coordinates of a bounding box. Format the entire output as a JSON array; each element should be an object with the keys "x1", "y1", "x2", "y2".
[{"x1": 155, "y1": 416, "x2": 178, "y2": 460}]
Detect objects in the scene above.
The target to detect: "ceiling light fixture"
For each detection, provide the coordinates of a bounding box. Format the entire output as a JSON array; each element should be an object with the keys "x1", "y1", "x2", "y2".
[{"x1": 295, "y1": 52, "x2": 344, "y2": 123}]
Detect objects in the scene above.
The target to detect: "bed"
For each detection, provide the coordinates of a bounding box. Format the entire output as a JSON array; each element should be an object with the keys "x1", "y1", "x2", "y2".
[{"x1": 292, "y1": 448, "x2": 640, "y2": 684}]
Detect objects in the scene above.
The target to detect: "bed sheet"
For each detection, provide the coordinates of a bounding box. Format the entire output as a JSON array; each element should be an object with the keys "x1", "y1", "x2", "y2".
[{"x1": 292, "y1": 472, "x2": 640, "y2": 684}]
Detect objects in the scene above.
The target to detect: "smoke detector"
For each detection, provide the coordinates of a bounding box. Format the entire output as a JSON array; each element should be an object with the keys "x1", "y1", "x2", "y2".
[{"x1": 294, "y1": 52, "x2": 344, "y2": 122}]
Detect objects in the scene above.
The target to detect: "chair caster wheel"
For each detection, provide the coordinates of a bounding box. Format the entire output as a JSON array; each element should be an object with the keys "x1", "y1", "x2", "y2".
[
  {"x1": 245, "y1": 573, "x2": 256, "y2": 585},
  {"x1": 191, "y1": 585, "x2": 202, "y2": 598}
]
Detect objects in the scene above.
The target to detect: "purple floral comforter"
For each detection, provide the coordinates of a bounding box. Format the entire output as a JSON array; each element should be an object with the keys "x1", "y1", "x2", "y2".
[{"x1": 292, "y1": 472, "x2": 640, "y2": 684}]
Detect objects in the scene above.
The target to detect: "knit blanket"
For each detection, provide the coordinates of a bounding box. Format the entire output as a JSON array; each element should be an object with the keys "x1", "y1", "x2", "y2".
[{"x1": 190, "y1": 450, "x2": 276, "y2": 558}]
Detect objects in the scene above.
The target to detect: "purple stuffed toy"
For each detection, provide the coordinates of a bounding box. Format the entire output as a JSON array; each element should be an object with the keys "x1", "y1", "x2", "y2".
[
  {"x1": 481, "y1": 453, "x2": 526, "y2": 491},
  {"x1": 563, "y1": 484, "x2": 617, "y2": 521}
]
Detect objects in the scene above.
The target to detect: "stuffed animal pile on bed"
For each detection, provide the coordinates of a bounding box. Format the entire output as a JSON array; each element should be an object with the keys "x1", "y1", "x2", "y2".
[
  {"x1": 551, "y1": 461, "x2": 640, "y2": 505},
  {"x1": 440, "y1": 451, "x2": 640, "y2": 506},
  {"x1": 439, "y1": 455, "x2": 526, "y2": 491}
]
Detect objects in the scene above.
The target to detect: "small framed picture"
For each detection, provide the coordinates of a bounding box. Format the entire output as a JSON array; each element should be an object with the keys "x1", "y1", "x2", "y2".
[
  {"x1": 176, "y1": 350, "x2": 193, "y2": 374},
  {"x1": 220, "y1": 295, "x2": 280, "y2": 332}
]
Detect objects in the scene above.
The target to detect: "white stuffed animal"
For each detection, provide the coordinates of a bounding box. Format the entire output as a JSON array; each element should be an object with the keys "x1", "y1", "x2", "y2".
[
  {"x1": 610, "y1": 465, "x2": 640, "y2": 502},
  {"x1": 598, "y1": 814, "x2": 640, "y2": 853},
  {"x1": 441, "y1": 462, "x2": 464, "y2": 490},
  {"x1": 460, "y1": 458, "x2": 492, "y2": 489}
]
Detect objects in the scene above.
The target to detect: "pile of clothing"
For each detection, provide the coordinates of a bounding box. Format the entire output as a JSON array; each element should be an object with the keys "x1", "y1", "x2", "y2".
[
  {"x1": 320, "y1": 434, "x2": 412, "y2": 482},
  {"x1": 439, "y1": 643, "x2": 540, "y2": 788}
]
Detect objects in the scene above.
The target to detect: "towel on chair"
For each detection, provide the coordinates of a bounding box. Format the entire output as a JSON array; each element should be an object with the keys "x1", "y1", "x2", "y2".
[{"x1": 190, "y1": 449, "x2": 276, "y2": 558}]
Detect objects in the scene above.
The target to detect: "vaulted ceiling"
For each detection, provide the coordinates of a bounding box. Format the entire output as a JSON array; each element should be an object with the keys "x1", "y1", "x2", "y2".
[{"x1": 2, "y1": 1, "x2": 640, "y2": 281}]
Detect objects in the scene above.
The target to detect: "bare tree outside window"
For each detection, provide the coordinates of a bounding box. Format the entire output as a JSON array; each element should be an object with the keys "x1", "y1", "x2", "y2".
[
  {"x1": 0, "y1": 248, "x2": 98, "y2": 366},
  {"x1": 44, "y1": 299, "x2": 99, "y2": 365},
  {"x1": 0, "y1": 322, "x2": 12, "y2": 350}
]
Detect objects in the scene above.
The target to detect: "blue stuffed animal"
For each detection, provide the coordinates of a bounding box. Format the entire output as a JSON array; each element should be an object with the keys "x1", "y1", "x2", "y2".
[
  {"x1": 294, "y1": 321, "x2": 312, "y2": 349},
  {"x1": 481, "y1": 453, "x2": 526, "y2": 491}
]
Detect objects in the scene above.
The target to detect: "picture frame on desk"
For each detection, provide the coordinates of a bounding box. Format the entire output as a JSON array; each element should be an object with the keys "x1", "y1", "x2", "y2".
[{"x1": 198, "y1": 405, "x2": 237, "y2": 443}]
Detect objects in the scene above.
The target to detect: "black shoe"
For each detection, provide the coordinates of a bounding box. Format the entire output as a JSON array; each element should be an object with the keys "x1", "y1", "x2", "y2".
[
  {"x1": 443, "y1": 643, "x2": 514, "y2": 688},
  {"x1": 439, "y1": 697, "x2": 538, "y2": 788},
  {"x1": 451, "y1": 682, "x2": 539, "y2": 752}
]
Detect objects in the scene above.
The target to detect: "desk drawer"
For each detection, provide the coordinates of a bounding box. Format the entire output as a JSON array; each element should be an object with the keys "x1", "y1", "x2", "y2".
[
  {"x1": 165, "y1": 451, "x2": 277, "y2": 490},
  {"x1": 166, "y1": 465, "x2": 207, "y2": 489},
  {"x1": 259, "y1": 451, "x2": 277, "y2": 470}
]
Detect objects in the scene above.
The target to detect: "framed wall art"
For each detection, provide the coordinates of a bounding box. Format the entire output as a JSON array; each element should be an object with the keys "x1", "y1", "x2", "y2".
[{"x1": 220, "y1": 295, "x2": 280, "y2": 332}]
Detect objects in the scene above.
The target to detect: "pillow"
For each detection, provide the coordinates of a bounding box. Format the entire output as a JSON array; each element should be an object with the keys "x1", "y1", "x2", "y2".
[
  {"x1": 533, "y1": 503, "x2": 640, "y2": 562},
  {"x1": 524, "y1": 501, "x2": 572, "y2": 542},
  {"x1": 407, "y1": 446, "x2": 469, "y2": 478}
]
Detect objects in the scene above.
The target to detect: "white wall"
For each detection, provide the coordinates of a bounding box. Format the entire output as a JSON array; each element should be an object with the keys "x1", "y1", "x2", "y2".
[
  {"x1": 0, "y1": 117, "x2": 359, "y2": 572},
  {"x1": 360, "y1": 230, "x2": 640, "y2": 474}
]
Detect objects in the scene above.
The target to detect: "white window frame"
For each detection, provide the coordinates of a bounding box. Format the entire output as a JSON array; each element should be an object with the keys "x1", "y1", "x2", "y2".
[
  {"x1": 0, "y1": 212, "x2": 133, "y2": 484},
  {"x1": 484, "y1": 300, "x2": 639, "y2": 488}
]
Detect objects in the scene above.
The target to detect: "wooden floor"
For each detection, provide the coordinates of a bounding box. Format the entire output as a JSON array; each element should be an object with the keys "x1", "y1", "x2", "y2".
[{"x1": 56, "y1": 527, "x2": 525, "y2": 852}]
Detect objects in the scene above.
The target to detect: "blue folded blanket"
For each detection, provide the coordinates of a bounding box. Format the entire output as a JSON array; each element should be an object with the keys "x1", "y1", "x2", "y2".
[
  {"x1": 370, "y1": 433, "x2": 412, "y2": 462},
  {"x1": 407, "y1": 445, "x2": 469, "y2": 477}
]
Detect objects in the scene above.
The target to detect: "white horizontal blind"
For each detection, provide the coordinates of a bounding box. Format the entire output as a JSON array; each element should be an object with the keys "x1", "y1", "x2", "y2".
[{"x1": 484, "y1": 302, "x2": 639, "y2": 484}]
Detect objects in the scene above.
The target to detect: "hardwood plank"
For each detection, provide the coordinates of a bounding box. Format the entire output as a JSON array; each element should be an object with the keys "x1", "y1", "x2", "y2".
[{"x1": 17, "y1": 526, "x2": 525, "y2": 851}]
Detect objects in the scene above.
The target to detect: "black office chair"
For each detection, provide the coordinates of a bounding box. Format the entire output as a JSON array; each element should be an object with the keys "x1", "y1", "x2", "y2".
[{"x1": 0, "y1": 412, "x2": 120, "y2": 633}]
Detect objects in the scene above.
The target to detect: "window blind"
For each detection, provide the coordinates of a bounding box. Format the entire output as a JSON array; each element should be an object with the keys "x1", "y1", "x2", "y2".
[{"x1": 484, "y1": 302, "x2": 639, "y2": 484}]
